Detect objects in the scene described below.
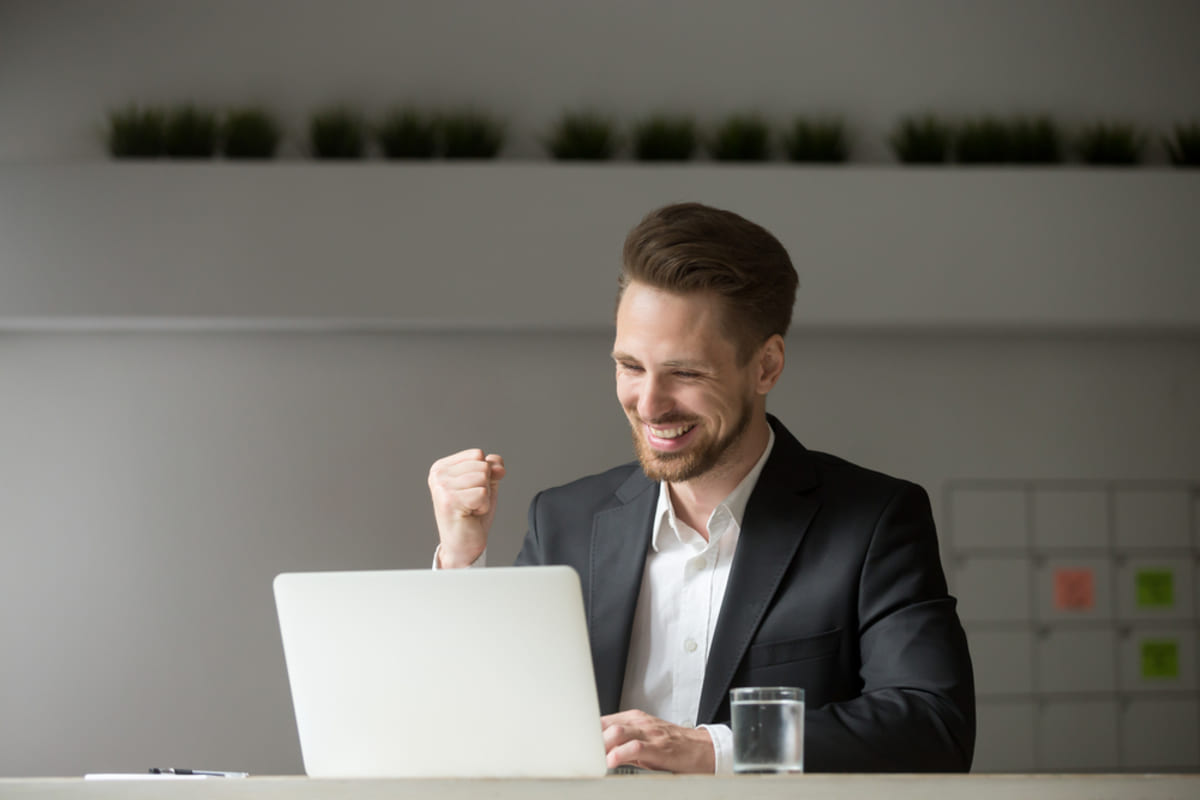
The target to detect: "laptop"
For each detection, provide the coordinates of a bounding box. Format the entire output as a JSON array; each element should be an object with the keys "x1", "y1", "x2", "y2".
[{"x1": 273, "y1": 566, "x2": 609, "y2": 778}]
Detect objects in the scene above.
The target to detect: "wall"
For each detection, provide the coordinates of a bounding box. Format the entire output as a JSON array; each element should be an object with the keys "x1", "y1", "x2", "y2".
[
  {"x1": 1, "y1": 0, "x2": 1198, "y2": 777},
  {"x1": 2, "y1": 0, "x2": 1199, "y2": 162}
]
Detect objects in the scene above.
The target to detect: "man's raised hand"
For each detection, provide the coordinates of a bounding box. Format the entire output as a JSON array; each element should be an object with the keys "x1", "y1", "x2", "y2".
[{"x1": 428, "y1": 449, "x2": 506, "y2": 568}]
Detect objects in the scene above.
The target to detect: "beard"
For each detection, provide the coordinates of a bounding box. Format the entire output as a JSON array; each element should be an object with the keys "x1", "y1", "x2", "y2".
[{"x1": 629, "y1": 398, "x2": 754, "y2": 483}]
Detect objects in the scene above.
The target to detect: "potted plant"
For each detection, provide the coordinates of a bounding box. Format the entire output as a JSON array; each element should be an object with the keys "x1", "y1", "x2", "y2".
[
  {"x1": 1164, "y1": 122, "x2": 1200, "y2": 167},
  {"x1": 1007, "y1": 116, "x2": 1063, "y2": 164},
  {"x1": 890, "y1": 114, "x2": 952, "y2": 164},
  {"x1": 377, "y1": 107, "x2": 438, "y2": 159},
  {"x1": 631, "y1": 114, "x2": 697, "y2": 161},
  {"x1": 440, "y1": 110, "x2": 505, "y2": 159},
  {"x1": 163, "y1": 105, "x2": 219, "y2": 158},
  {"x1": 952, "y1": 116, "x2": 1011, "y2": 164},
  {"x1": 545, "y1": 111, "x2": 618, "y2": 160},
  {"x1": 221, "y1": 107, "x2": 282, "y2": 159},
  {"x1": 309, "y1": 107, "x2": 368, "y2": 159},
  {"x1": 709, "y1": 113, "x2": 771, "y2": 161},
  {"x1": 781, "y1": 117, "x2": 849, "y2": 163},
  {"x1": 1075, "y1": 122, "x2": 1145, "y2": 165},
  {"x1": 106, "y1": 105, "x2": 166, "y2": 158}
]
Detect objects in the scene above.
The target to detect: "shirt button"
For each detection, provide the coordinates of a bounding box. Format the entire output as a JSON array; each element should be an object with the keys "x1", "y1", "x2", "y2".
[
  {"x1": 689, "y1": 556, "x2": 706, "y2": 572},
  {"x1": 684, "y1": 638, "x2": 698, "y2": 653},
  {"x1": 683, "y1": 719, "x2": 695, "y2": 728}
]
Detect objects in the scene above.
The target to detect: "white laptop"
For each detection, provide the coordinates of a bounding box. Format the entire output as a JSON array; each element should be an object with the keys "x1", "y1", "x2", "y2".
[{"x1": 273, "y1": 566, "x2": 608, "y2": 778}]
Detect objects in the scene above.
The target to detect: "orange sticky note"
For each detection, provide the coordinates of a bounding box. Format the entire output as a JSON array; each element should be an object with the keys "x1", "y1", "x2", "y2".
[{"x1": 1054, "y1": 568, "x2": 1095, "y2": 611}]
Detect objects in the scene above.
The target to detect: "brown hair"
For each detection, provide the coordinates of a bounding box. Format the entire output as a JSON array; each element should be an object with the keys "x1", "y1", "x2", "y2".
[{"x1": 618, "y1": 202, "x2": 799, "y2": 363}]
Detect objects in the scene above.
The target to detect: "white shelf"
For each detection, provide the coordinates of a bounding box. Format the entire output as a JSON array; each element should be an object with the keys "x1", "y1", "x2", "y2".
[{"x1": 1, "y1": 164, "x2": 1197, "y2": 331}]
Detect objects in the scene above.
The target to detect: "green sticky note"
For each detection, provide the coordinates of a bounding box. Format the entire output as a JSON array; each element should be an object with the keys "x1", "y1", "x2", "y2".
[
  {"x1": 1136, "y1": 569, "x2": 1174, "y2": 608},
  {"x1": 1141, "y1": 640, "x2": 1180, "y2": 679}
]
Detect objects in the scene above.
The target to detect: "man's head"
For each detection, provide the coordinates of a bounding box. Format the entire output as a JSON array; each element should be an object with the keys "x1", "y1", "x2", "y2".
[
  {"x1": 612, "y1": 203, "x2": 797, "y2": 485},
  {"x1": 617, "y1": 202, "x2": 798, "y2": 364}
]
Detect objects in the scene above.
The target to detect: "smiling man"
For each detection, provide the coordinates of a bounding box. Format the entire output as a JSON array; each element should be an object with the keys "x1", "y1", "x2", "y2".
[{"x1": 428, "y1": 202, "x2": 975, "y2": 774}]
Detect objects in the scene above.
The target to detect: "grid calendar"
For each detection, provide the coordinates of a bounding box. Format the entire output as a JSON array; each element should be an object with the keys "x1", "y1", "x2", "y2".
[{"x1": 944, "y1": 480, "x2": 1200, "y2": 772}]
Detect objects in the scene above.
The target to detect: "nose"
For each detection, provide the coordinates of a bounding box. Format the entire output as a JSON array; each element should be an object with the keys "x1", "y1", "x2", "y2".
[{"x1": 637, "y1": 372, "x2": 673, "y2": 422}]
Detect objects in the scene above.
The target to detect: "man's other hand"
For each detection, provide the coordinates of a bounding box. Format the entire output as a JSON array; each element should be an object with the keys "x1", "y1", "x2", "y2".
[
  {"x1": 428, "y1": 449, "x2": 505, "y2": 568},
  {"x1": 601, "y1": 710, "x2": 715, "y2": 774}
]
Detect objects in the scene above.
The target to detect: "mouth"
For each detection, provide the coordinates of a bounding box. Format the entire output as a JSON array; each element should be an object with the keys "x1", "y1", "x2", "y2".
[{"x1": 642, "y1": 421, "x2": 698, "y2": 451}]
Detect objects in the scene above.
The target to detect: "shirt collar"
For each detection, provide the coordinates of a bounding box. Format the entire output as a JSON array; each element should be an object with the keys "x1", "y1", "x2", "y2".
[{"x1": 651, "y1": 425, "x2": 776, "y2": 552}]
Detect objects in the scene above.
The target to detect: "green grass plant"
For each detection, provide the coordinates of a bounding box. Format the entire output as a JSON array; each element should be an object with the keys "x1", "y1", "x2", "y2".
[
  {"x1": 377, "y1": 108, "x2": 438, "y2": 159},
  {"x1": 631, "y1": 114, "x2": 697, "y2": 161},
  {"x1": 890, "y1": 114, "x2": 952, "y2": 164},
  {"x1": 545, "y1": 111, "x2": 618, "y2": 160},
  {"x1": 1076, "y1": 122, "x2": 1145, "y2": 165},
  {"x1": 953, "y1": 117, "x2": 1011, "y2": 164},
  {"x1": 709, "y1": 113, "x2": 771, "y2": 161},
  {"x1": 440, "y1": 111, "x2": 505, "y2": 159},
  {"x1": 782, "y1": 117, "x2": 848, "y2": 163},
  {"x1": 163, "y1": 105, "x2": 218, "y2": 158},
  {"x1": 1007, "y1": 116, "x2": 1063, "y2": 163},
  {"x1": 309, "y1": 107, "x2": 367, "y2": 159},
  {"x1": 106, "y1": 105, "x2": 166, "y2": 158},
  {"x1": 1164, "y1": 122, "x2": 1200, "y2": 167},
  {"x1": 221, "y1": 108, "x2": 282, "y2": 159}
]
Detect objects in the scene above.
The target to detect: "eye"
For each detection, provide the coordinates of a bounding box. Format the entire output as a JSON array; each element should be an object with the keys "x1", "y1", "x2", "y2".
[
  {"x1": 673, "y1": 370, "x2": 701, "y2": 379},
  {"x1": 617, "y1": 362, "x2": 644, "y2": 374}
]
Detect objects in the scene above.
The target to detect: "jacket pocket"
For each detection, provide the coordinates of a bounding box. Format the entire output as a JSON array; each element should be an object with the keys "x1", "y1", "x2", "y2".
[{"x1": 746, "y1": 627, "x2": 842, "y2": 669}]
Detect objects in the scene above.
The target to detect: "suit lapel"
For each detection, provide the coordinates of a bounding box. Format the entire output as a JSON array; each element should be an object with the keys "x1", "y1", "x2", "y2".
[
  {"x1": 588, "y1": 469, "x2": 657, "y2": 714},
  {"x1": 697, "y1": 419, "x2": 822, "y2": 723}
]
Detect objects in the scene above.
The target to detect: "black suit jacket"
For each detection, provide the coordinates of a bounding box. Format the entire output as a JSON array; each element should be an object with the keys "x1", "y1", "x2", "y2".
[{"x1": 515, "y1": 416, "x2": 975, "y2": 772}]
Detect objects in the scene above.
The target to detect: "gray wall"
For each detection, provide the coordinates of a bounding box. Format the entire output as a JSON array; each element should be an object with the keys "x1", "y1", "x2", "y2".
[
  {"x1": 1, "y1": 0, "x2": 1198, "y2": 777},
  {"x1": 2, "y1": 0, "x2": 1199, "y2": 161}
]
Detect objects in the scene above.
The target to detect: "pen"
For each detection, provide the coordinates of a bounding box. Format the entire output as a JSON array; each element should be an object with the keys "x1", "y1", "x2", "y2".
[{"x1": 149, "y1": 768, "x2": 249, "y2": 778}]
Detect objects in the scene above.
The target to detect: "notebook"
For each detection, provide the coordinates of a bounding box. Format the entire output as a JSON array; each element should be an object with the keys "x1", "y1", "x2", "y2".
[{"x1": 273, "y1": 565, "x2": 608, "y2": 778}]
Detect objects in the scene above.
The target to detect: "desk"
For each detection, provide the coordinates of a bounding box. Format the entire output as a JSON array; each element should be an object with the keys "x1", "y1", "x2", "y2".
[{"x1": 1, "y1": 775, "x2": 1198, "y2": 800}]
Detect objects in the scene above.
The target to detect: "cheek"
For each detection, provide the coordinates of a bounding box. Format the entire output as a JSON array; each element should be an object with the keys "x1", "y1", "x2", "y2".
[{"x1": 615, "y1": 377, "x2": 636, "y2": 409}]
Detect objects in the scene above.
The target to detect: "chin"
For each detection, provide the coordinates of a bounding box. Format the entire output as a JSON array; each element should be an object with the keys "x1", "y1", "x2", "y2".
[{"x1": 632, "y1": 429, "x2": 715, "y2": 483}]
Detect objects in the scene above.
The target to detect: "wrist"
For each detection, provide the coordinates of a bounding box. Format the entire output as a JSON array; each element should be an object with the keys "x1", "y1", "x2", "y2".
[
  {"x1": 690, "y1": 725, "x2": 716, "y2": 774},
  {"x1": 436, "y1": 543, "x2": 485, "y2": 569}
]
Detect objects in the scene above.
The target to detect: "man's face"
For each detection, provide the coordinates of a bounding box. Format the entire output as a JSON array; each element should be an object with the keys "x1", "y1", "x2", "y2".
[{"x1": 612, "y1": 281, "x2": 761, "y2": 483}]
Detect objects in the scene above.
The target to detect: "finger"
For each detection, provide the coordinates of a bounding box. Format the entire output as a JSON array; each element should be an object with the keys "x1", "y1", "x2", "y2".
[
  {"x1": 428, "y1": 450, "x2": 488, "y2": 490},
  {"x1": 437, "y1": 462, "x2": 494, "y2": 490},
  {"x1": 484, "y1": 454, "x2": 506, "y2": 485},
  {"x1": 601, "y1": 710, "x2": 645, "y2": 728},
  {"x1": 606, "y1": 739, "x2": 648, "y2": 769},
  {"x1": 431, "y1": 448, "x2": 486, "y2": 469},
  {"x1": 452, "y1": 486, "x2": 492, "y2": 516},
  {"x1": 602, "y1": 722, "x2": 633, "y2": 750}
]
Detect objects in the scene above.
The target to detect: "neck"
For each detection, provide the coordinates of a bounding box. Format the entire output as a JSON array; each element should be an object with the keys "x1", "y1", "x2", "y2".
[{"x1": 667, "y1": 414, "x2": 771, "y2": 537}]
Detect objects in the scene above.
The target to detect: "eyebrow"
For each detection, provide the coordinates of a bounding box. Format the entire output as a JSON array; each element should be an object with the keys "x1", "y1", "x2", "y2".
[{"x1": 611, "y1": 352, "x2": 711, "y2": 370}]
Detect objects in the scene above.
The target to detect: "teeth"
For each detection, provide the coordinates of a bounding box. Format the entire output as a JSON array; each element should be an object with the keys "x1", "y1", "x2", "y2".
[{"x1": 649, "y1": 425, "x2": 694, "y2": 439}]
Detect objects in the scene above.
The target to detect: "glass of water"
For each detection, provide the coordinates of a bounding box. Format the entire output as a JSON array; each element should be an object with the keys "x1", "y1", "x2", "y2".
[{"x1": 730, "y1": 686, "x2": 805, "y2": 773}]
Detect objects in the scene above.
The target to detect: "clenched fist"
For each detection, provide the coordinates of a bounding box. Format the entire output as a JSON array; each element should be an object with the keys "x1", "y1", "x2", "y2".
[{"x1": 428, "y1": 448, "x2": 506, "y2": 568}]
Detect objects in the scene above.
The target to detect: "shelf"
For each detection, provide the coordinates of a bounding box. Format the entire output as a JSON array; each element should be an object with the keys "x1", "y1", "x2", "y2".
[{"x1": 1, "y1": 164, "x2": 1197, "y2": 331}]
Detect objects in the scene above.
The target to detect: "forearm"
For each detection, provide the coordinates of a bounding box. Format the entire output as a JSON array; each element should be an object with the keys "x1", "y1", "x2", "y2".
[{"x1": 804, "y1": 688, "x2": 974, "y2": 772}]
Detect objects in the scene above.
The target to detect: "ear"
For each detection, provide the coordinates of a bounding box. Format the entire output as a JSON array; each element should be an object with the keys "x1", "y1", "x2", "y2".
[{"x1": 754, "y1": 335, "x2": 785, "y2": 395}]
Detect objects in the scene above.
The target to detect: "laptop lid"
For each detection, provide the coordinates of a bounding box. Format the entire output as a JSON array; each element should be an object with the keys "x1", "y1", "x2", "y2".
[{"x1": 273, "y1": 566, "x2": 608, "y2": 778}]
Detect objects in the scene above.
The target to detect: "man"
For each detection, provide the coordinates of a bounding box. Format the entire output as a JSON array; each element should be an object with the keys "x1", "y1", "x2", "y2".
[{"x1": 428, "y1": 202, "x2": 974, "y2": 773}]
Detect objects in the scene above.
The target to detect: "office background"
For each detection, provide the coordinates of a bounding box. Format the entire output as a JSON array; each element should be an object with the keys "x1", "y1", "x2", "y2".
[{"x1": 1, "y1": 0, "x2": 1198, "y2": 776}]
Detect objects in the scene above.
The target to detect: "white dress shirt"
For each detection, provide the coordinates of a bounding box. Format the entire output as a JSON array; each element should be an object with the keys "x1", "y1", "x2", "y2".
[
  {"x1": 433, "y1": 427, "x2": 776, "y2": 774},
  {"x1": 618, "y1": 427, "x2": 775, "y2": 774}
]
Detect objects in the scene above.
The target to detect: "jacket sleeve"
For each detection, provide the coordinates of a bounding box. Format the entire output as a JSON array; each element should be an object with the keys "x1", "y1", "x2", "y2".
[
  {"x1": 513, "y1": 490, "x2": 546, "y2": 567},
  {"x1": 804, "y1": 483, "x2": 976, "y2": 772}
]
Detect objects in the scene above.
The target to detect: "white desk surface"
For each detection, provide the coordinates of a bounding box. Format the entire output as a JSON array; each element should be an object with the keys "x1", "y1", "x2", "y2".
[{"x1": 2, "y1": 775, "x2": 1198, "y2": 800}]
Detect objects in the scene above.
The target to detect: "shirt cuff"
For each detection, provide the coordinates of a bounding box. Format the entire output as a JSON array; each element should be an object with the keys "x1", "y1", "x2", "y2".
[
  {"x1": 700, "y1": 723, "x2": 734, "y2": 774},
  {"x1": 432, "y1": 544, "x2": 486, "y2": 569}
]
